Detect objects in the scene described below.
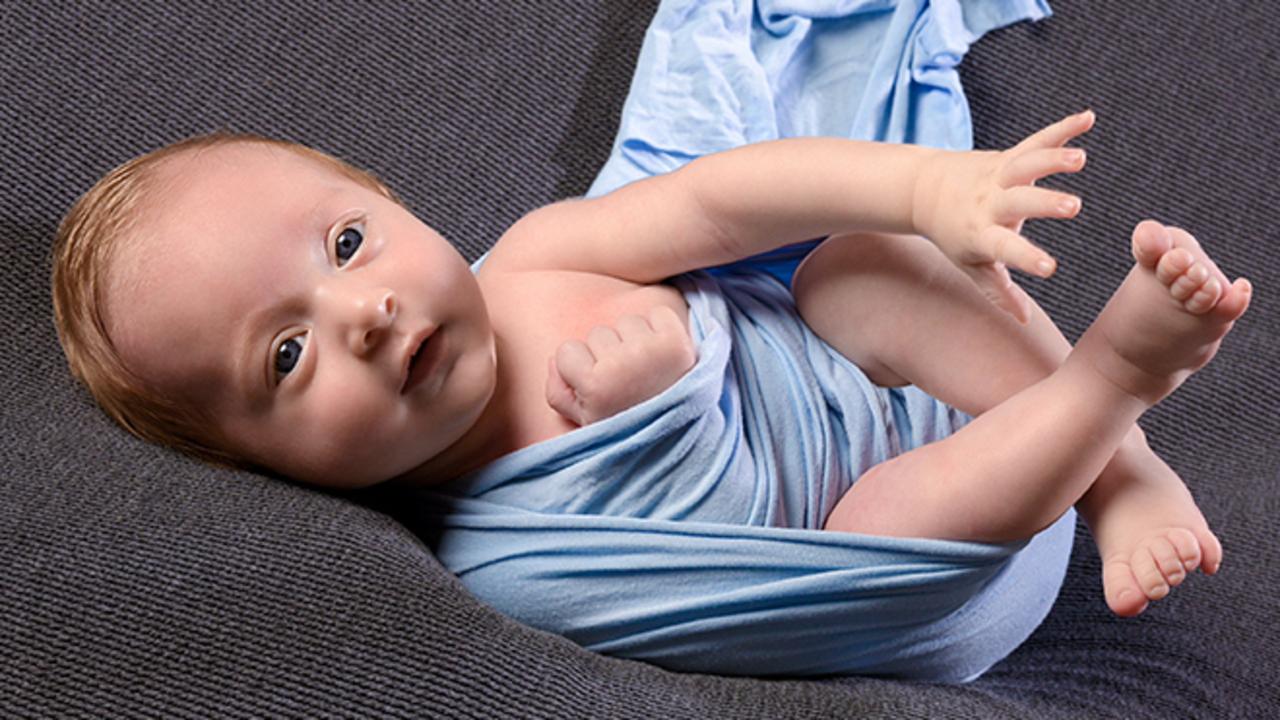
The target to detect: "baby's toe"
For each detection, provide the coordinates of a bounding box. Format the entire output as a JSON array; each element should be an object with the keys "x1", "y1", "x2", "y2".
[
  {"x1": 1150, "y1": 536, "x2": 1188, "y2": 587},
  {"x1": 1166, "y1": 527, "x2": 1203, "y2": 573},
  {"x1": 1165, "y1": 226, "x2": 1204, "y2": 252},
  {"x1": 1169, "y1": 225, "x2": 1234, "y2": 288},
  {"x1": 1184, "y1": 277, "x2": 1222, "y2": 314},
  {"x1": 1157, "y1": 252, "x2": 1225, "y2": 314},
  {"x1": 1154, "y1": 246, "x2": 1196, "y2": 288},
  {"x1": 1210, "y1": 278, "x2": 1253, "y2": 326},
  {"x1": 1103, "y1": 558, "x2": 1149, "y2": 617},
  {"x1": 1197, "y1": 527, "x2": 1225, "y2": 575},
  {"x1": 1132, "y1": 543, "x2": 1171, "y2": 600},
  {"x1": 1167, "y1": 261, "x2": 1210, "y2": 302},
  {"x1": 1132, "y1": 220, "x2": 1173, "y2": 268}
]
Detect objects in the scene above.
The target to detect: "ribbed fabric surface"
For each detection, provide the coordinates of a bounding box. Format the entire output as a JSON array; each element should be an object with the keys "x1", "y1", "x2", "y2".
[
  {"x1": 1, "y1": 1, "x2": 1276, "y2": 718},
  {"x1": 959, "y1": 3, "x2": 1280, "y2": 717}
]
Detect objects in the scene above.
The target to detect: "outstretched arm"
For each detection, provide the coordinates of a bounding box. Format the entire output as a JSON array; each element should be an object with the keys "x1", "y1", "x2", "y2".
[
  {"x1": 489, "y1": 138, "x2": 940, "y2": 281},
  {"x1": 489, "y1": 111, "x2": 1095, "y2": 321}
]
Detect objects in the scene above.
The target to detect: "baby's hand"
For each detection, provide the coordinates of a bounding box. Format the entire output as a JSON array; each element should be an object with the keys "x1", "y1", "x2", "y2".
[
  {"x1": 545, "y1": 305, "x2": 697, "y2": 426},
  {"x1": 912, "y1": 110, "x2": 1095, "y2": 323}
]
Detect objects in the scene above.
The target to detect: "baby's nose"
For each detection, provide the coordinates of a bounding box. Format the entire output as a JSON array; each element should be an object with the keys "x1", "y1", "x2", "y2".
[{"x1": 340, "y1": 288, "x2": 398, "y2": 356}]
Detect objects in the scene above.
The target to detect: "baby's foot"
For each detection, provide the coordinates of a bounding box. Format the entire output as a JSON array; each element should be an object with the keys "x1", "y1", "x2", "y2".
[
  {"x1": 1081, "y1": 436, "x2": 1223, "y2": 617},
  {"x1": 1074, "y1": 219, "x2": 1251, "y2": 405},
  {"x1": 1073, "y1": 219, "x2": 1251, "y2": 616}
]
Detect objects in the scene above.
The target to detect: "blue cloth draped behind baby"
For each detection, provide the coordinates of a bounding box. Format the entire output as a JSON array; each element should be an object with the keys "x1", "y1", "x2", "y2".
[{"x1": 418, "y1": 0, "x2": 1069, "y2": 682}]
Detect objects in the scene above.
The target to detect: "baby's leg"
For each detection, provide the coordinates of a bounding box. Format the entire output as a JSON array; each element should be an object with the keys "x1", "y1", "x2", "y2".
[{"x1": 793, "y1": 222, "x2": 1250, "y2": 614}]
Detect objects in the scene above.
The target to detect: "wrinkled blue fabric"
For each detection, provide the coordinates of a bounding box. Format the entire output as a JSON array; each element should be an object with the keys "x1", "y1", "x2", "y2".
[
  {"x1": 422, "y1": 0, "x2": 1070, "y2": 682},
  {"x1": 588, "y1": 0, "x2": 1051, "y2": 198}
]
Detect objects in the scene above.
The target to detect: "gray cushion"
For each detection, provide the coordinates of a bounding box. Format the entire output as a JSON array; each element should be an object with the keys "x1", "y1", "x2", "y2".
[{"x1": 2, "y1": 1, "x2": 1277, "y2": 717}]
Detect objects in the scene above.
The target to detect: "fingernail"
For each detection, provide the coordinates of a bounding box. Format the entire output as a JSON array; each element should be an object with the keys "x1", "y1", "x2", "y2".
[
  {"x1": 1066, "y1": 148, "x2": 1085, "y2": 162},
  {"x1": 1059, "y1": 198, "x2": 1079, "y2": 213},
  {"x1": 1037, "y1": 259, "x2": 1055, "y2": 275}
]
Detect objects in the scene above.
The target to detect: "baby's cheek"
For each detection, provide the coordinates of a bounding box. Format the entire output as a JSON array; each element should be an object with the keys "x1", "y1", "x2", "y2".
[
  {"x1": 314, "y1": 384, "x2": 394, "y2": 455},
  {"x1": 275, "y1": 382, "x2": 397, "y2": 485}
]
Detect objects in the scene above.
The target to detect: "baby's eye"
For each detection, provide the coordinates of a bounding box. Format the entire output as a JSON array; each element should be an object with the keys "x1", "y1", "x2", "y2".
[
  {"x1": 273, "y1": 333, "x2": 307, "y2": 382},
  {"x1": 335, "y1": 226, "x2": 363, "y2": 266}
]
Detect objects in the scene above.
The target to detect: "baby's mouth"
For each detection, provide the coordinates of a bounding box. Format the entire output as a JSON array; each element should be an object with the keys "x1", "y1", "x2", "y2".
[{"x1": 402, "y1": 327, "x2": 445, "y2": 394}]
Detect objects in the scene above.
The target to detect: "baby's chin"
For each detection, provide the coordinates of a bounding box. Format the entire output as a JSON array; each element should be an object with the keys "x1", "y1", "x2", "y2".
[
  {"x1": 282, "y1": 459, "x2": 401, "y2": 491},
  {"x1": 242, "y1": 437, "x2": 404, "y2": 490},
  {"x1": 270, "y1": 425, "x2": 465, "y2": 491}
]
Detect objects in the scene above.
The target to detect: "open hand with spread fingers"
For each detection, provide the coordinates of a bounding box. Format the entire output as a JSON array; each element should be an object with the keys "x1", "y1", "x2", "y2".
[{"x1": 912, "y1": 109, "x2": 1096, "y2": 323}]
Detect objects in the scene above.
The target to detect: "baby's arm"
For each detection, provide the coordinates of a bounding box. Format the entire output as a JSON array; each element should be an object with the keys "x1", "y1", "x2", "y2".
[{"x1": 489, "y1": 111, "x2": 1094, "y2": 322}]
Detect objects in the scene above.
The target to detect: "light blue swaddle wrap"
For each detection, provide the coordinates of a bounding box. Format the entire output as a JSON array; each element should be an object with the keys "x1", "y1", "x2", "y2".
[{"x1": 418, "y1": 0, "x2": 1073, "y2": 682}]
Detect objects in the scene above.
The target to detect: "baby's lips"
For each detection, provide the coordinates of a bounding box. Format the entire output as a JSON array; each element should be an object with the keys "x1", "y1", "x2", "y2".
[{"x1": 399, "y1": 325, "x2": 438, "y2": 393}]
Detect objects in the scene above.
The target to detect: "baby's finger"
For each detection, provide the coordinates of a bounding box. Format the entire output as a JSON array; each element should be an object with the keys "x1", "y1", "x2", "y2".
[
  {"x1": 648, "y1": 304, "x2": 684, "y2": 333},
  {"x1": 648, "y1": 305, "x2": 692, "y2": 345},
  {"x1": 545, "y1": 356, "x2": 586, "y2": 425},
  {"x1": 553, "y1": 339, "x2": 597, "y2": 390},
  {"x1": 1013, "y1": 109, "x2": 1095, "y2": 152},
  {"x1": 978, "y1": 224, "x2": 1057, "y2": 279},
  {"x1": 999, "y1": 147, "x2": 1086, "y2": 188},
  {"x1": 993, "y1": 186, "x2": 1081, "y2": 225},
  {"x1": 586, "y1": 324, "x2": 623, "y2": 353},
  {"x1": 649, "y1": 305, "x2": 698, "y2": 365},
  {"x1": 613, "y1": 314, "x2": 653, "y2": 342},
  {"x1": 964, "y1": 261, "x2": 1032, "y2": 325}
]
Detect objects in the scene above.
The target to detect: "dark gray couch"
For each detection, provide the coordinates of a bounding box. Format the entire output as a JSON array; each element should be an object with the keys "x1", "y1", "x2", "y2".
[{"x1": 3, "y1": 1, "x2": 1277, "y2": 717}]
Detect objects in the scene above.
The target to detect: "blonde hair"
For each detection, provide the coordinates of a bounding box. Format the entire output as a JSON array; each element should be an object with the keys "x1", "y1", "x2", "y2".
[{"x1": 51, "y1": 131, "x2": 402, "y2": 471}]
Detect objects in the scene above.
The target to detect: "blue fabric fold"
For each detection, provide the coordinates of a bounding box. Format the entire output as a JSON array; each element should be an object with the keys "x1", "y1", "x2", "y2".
[
  {"x1": 438, "y1": 0, "x2": 1067, "y2": 682},
  {"x1": 589, "y1": 0, "x2": 1051, "y2": 198}
]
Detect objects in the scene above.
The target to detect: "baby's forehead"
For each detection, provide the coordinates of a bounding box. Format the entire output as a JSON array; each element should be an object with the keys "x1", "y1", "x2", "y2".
[
  {"x1": 141, "y1": 143, "x2": 350, "y2": 238},
  {"x1": 103, "y1": 220, "x2": 246, "y2": 402},
  {"x1": 106, "y1": 143, "x2": 342, "y2": 400},
  {"x1": 151, "y1": 141, "x2": 316, "y2": 193}
]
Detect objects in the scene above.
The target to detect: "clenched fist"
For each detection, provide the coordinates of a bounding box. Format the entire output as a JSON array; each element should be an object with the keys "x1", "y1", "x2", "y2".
[{"x1": 546, "y1": 305, "x2": 697, "y2": 426}]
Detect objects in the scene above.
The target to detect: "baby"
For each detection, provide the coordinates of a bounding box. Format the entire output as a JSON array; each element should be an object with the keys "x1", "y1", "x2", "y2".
[{"x1": 53, "y1": 110, "x2": 1251, "y2": 620}]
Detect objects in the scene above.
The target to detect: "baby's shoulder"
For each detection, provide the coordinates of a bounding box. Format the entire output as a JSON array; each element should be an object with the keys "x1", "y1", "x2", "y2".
[{"x1": 479, "y1": 199, "x2": 596, "y2": 276}]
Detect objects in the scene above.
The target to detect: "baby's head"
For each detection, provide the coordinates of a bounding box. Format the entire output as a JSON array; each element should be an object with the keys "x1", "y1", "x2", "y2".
[{"x1": 53, "y1": 134, "x2": 498, "y2": 488}]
